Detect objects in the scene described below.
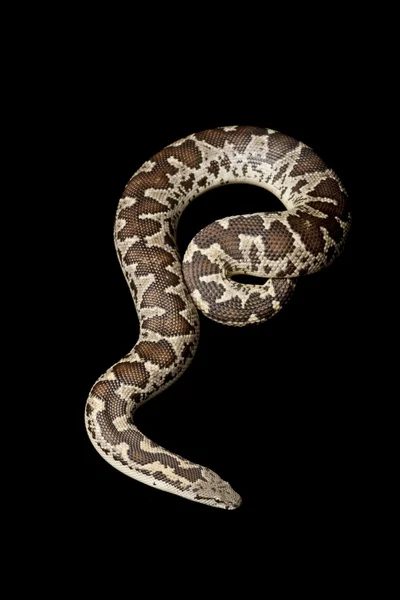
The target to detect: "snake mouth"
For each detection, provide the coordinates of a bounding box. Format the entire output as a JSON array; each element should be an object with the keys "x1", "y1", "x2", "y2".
[
  {"x1": 226, "y1": 497, "x2": 242, "y2": 510},
  {"x1": 194, "y1": 495, "x2": 242, "y2": 510},
  {"x1": 218, "y1": 495, "x2": 242, "y2": 510}
]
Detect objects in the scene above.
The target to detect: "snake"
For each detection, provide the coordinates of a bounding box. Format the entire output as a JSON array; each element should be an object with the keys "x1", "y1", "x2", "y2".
[{"x1": 85, "y1": 125, "x2": 351, "y2": 510}]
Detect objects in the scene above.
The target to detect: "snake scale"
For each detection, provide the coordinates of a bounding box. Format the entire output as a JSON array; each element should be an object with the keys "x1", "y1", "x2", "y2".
[{"x1": 85, "y1": 126, "x2": 351, "y2": 509}]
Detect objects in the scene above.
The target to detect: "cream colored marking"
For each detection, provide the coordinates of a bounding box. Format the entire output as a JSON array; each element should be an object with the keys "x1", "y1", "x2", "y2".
[
  {"x1": 88, "y1": 396, "x2": 105, "y2": 412},
  {"x1": 118, "y1": 196, "x2": 137, "y2": 210},
  {"x1": 190, "y1": 288, "x2": 210, "y2": 313},
  {"x1": 139, "y1": 460, "x2": 196, "y2": 486},
  {"x1": 272, "y1": 300, "x2": 281, "y2": 311},
  {"x1": 248, "y1": 313, "x2": 259, "y2": 323},
  {"x1": 135, "y1": 159, "x2": 156, "y2": 174},
  {"x1": 238, "y1": 234, "x2": 265, "y2": 268},
  {"x1": 115, "y1": 235, "x2": 140, "y2": 256},
  {"x1": 113, "y1": 416, "x2": 130, "y2": 432}
]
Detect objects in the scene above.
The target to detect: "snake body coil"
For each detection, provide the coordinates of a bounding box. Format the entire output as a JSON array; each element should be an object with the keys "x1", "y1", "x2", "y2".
[{"x1": 85, "y1": 126, "x2": 351, "y2": 509}]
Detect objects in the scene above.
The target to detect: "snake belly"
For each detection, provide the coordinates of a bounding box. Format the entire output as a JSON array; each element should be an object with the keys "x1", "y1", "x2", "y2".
[{"x1": 85, "y1": 126, "x2": 351, "y2": 509}]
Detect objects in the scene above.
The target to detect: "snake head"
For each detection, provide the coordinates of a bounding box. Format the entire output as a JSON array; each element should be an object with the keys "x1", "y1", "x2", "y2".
[{"x1": 192, "y1": 468, "x2": 242, "y2": 510}]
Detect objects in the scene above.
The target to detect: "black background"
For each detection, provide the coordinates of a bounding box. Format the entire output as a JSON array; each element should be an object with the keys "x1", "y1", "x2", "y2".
[{"x1": 57, "y1": 31, "x2": 368, "y2": 540}]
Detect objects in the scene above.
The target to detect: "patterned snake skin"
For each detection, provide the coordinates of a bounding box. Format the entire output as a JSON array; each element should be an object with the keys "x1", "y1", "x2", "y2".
[{"x1": 85, "y1": 126, "x2": 351, "y2": 509}]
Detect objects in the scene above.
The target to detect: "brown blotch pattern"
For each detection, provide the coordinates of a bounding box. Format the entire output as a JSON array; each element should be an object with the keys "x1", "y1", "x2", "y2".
[
  {"x1": 135, "y1": 339, "x2": 177, "y2": 368},
  {"x1": 91, "y1": 380, "x2": 130, "y2": 421},
  {"x1": 181, "y1": 173, "x2": 195, "y2": 192},
  {"x1": 93, "y1": 408, "x2": 208, "y2": 488},
  {"x1": 112, "y1": 361, "x2": 150, "y2": 389},
  {"x1": 118, "y1": 206, "x2": 162, "y2": 240},
  {"x1": 140, "y1": 280, "x2": 195, "y2": 336},
  {"x1": 263, "y1": 221, "x2": 296, "y2": 260},
  {"x1": 196, "y1": 126, "x2": 267, "y2": 151},
  {"x1": 124, "y1": 245, "x2": 179, "y2": 288},
  {"x1": 308, "y1": 178, "x2": 349, "y2": 221},
  {"x1": 249, "y1": 243, "x2": 261, "y2": 270},
  {"x1": 143, "y1": 311, "x2": 195, "y2": 337},
  {"x1": 267, "y1": 132, "x2": 300, "y2": 162},
  {"x1": 181, "y1": 341, "x2": 196, "y2": 361},
  {"x1": 156, "y1": 139, "x2": 203, "y2": 170},
  {"x1": 287, "y1": 211, "x2": 326, "y2": 256},
  {"x1": 123, "y1": 139, "x2": 202, "y2": 201},
  {"x1": 197, "y1": 215, "x2": 267, "y2": 263},
  {"x1": 183, "y1": 251, "x2": 221, "y2": 294},
  {"x1": 291, "y1": 178, "x2": 308, "y2": 194},
  {"x1": 192, "y1": 215, "x2": 295, "y2": 265},
  {"x1": 290, "y1": 146, "x2": 327, "y2": 177},
  {"x1": 285, "y1": 260, "x2": 297, "y2": 276},
  {"x1": 208, "y1": 160, "x2": 220, "y2": 177},
  {"x1": 272, "y1": 163, "x2": 288, "y2": 184},
  {"x1": 187, "y1": 277, "x2": 295, "y2": 325},
  {"x1": 198, "y1": 176, "x2": 208, "y2": 187}
]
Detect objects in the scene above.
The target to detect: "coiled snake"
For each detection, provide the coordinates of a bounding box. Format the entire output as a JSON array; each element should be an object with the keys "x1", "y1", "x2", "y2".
[{"x1": 85, "y1": 126, "x2": 351, "y2": 509}]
